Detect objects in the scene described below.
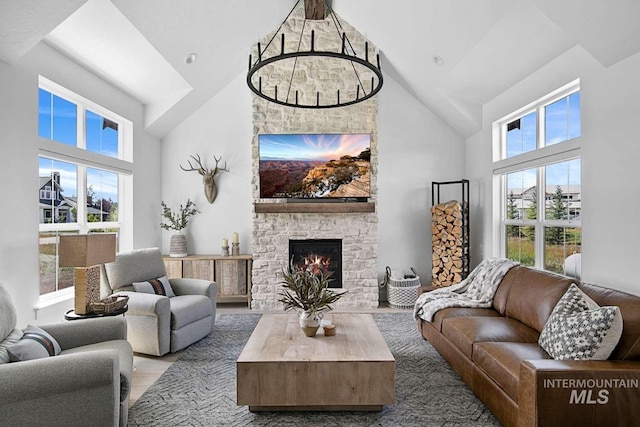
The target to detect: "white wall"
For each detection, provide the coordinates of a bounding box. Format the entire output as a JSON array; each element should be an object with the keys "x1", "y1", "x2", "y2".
[
  {"x1": 161, "y1": 70, "x2": 465, "y2": 290},
  {"x1": 0, "y1": 42, "x2": 162, "y2": 327},
  {"x1": 465, "y1": 45, "x2": 640, "y2": 296},
  {"x1": 378, "y1": 76, "x2": 465, "y2": 283},
  {"x1": 161, "y1": 74, "x2": 254, "y2": 255}
]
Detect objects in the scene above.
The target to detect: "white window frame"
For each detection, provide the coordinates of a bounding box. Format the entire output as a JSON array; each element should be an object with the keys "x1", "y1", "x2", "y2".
[
  {"x1": 492, "y1": 79, "x2": 581, "y2": 271},
  {"x1": 37, "y1": 76, "x2": 134, "y2": 305}
]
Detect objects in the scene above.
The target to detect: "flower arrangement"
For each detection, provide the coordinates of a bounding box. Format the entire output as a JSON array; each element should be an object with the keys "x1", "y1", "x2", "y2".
[
  {"x1": 278, "y1": 259, "x2": 346, "y2": 313},
  {"x1": 160, "y1": 199, "x2": 199, "y2": 231}
]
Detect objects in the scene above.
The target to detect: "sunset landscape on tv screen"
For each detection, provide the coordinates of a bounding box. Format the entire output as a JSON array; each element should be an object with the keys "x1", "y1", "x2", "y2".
[{"x1": 258, "y1": 133, "x2": 371, "y2": 199}]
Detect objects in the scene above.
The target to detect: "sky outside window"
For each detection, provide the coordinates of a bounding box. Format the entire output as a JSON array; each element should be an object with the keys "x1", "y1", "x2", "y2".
[
  {"x1": 86, "y1": 110, "x2": 119, "y2": 159},
  {"x1": 38, "y1": 89, "x2": 77, "y2": 146},
  {"x1": 545, "y1": 92, "x2": 581, "y2": 145},
  {"x1": 506, "y1": 111, "x2": 536, "y2": 158}
]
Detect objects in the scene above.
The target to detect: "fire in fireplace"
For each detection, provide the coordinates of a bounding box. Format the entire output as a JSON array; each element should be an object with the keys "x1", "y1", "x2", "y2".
[{"x1": 289, "y1": 239, "x2": 342, "y2": 288}]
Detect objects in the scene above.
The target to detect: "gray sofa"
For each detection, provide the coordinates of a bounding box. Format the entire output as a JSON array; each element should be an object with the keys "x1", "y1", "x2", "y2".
[
  {"x1": 101, "y1": 247, "x2": 217, "y2": 356},
  {"x1": 0, "y1": 282, "x2": 133, "y2": 427}
]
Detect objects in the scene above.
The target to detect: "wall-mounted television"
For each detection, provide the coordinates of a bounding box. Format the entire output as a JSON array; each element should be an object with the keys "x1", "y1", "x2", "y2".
[{"x1": 258, "y1": 133, "x2": 371, "y2": 200}]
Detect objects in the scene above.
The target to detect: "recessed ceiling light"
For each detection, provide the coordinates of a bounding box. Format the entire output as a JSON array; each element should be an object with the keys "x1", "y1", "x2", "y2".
[
  {"x1": 185, "y1": 53, "x2": 198, "y2": 64},
  {"x1": 433, "y1": 55, "x2": 444, "y2": 66}
]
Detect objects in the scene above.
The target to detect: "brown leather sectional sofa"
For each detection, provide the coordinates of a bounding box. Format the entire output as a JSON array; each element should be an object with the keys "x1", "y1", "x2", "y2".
[{"x1": 416, "y1": 265, "x2": 640, "y2": 427}]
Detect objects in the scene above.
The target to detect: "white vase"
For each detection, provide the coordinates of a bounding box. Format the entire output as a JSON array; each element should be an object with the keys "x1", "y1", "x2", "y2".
[
  {"x1": 299, "y1": 310, "x2": 321, "y2": 337},
  {"x1": 169, "y1": 231, "x2": 188, "y2": 257}
]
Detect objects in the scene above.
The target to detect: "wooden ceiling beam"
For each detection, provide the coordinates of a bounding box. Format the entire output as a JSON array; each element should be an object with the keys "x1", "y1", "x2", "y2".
[{"x1": 305, "y1": 0, "x2": 325, "y2": 20}]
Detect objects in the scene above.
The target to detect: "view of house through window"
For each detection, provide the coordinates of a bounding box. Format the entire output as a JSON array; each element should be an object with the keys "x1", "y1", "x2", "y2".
[
  {"x1": 38, "y1": 78, "x2": 131, "y2": 296},
  {"x1": 496, "y1": 81, "x2": 581, "y2": 275}
]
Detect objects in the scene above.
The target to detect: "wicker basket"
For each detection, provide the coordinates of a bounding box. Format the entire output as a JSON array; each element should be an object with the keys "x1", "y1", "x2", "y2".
[
  {"x1": 384, "y1": 267, "x2": 420, "y2": 309},
  {"x1": 90, "y1": 295, "x2": 129, "y2": 314}
]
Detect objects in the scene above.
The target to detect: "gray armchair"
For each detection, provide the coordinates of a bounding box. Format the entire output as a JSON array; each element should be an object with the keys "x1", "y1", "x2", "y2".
[
  {"x1": 101, "y1": 247, "x2": 217, "y2": 356},
  {"x1": 0, "y1": 282, "x2": 132, "y2": 427}
]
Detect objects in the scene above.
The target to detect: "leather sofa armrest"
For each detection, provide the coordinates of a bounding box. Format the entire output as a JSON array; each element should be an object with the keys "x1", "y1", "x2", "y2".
[
  {"x1": 519, "y1": 359, "x2": 640, "y2": 427},
  {"x1": 0, "y1": 351, "x2": 119, "y2": 424},
  {"x1": 40, "y1": 316, "x2": 127, "y2": 350}
]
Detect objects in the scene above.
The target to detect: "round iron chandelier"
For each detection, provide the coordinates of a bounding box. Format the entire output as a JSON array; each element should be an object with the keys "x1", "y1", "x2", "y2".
[{"x1": 247, "y1": 0, "x2": 383, "y2": 109}]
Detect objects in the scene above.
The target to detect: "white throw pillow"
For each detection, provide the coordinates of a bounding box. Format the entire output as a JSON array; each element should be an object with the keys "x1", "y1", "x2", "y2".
[
  {"x1": 7, "y1": 326, "x2": 61, "y2": 362},
  {"x1": 0, "y1": 329, "x2": 24, "y2": 363},
  {"x1": 539, "y1": 283, "x2": 622, "y2": 360},
  {"x1": 133, "y1": 275, "x2": 175, "y2": 297}
]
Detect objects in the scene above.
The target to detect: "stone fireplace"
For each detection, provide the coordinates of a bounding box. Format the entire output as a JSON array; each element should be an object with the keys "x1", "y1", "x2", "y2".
[
  {"x1": 251, "y1": 211, "x2": 378, "y2": 310},
  {"x1": 250, "y1": 3, "x2": 379, "y2": 310}
]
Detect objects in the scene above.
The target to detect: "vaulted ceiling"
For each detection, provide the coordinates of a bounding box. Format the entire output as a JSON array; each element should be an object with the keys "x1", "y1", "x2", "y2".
[{"x1": 2, "y1": 0, "x2": 640, "y2": 138}]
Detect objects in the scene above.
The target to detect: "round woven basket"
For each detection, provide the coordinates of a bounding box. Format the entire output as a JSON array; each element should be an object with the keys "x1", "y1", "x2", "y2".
[{"x1": 387, "y1": 275, "x2": 420, "y2": 309}]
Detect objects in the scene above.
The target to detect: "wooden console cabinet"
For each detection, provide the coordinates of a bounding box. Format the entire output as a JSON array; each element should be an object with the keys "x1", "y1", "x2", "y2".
[{"x1": 163, "y1": 254, "x2": 252, "y2": 307}]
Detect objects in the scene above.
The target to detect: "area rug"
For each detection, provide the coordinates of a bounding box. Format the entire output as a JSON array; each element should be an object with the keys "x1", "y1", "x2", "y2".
[{"x1": 128, "y1": 313, "x2": 500, "y2": 426}]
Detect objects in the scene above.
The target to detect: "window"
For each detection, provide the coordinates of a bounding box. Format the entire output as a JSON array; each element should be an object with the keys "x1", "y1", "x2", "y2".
[
  {"x1": 494, "y1": 80, "x2": 581, "y2": 275},
  {"x1": 40, "y1": 185, "x2": 52, "y2": 200},
  {"x1": 38, "y1": 76, "x2": 133, "y2": 297}
]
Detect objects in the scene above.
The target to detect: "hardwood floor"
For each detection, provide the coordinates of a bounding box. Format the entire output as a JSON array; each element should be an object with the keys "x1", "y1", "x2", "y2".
[{"x1": 129, "y1": 302, "x2": 409, "y2": 406}]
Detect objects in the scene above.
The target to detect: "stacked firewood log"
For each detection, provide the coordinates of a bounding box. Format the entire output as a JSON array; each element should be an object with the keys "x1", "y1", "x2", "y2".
[{"x1": 431, "y1": 200, "x2": 469, "y2": 287}]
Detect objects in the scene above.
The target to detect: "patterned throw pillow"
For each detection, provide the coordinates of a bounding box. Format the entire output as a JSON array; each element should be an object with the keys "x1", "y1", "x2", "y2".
[
  {"x1": 539, "y1": 283, "x2": 622, "y2": 360},
  {"x1": 133, "y1": 275, "x2": 175, "y2": 297},
  {"x1": 7, "y1": 326, "x2": 61, "y2": 362}
]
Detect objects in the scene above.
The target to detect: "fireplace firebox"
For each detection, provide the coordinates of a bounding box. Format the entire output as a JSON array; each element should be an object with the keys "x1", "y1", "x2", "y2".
[{"x1": 289, "y1": 239, "x2": 342, "y2": 288}]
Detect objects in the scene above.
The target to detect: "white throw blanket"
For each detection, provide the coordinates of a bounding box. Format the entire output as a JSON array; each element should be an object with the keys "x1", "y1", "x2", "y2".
[{"x1": 414, "y1": 258, "x2": 519, "y2": 322}]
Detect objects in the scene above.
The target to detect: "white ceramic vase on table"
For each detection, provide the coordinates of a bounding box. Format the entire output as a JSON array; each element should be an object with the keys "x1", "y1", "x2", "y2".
[{"x1": 299, "y1": 310, "x2": 322, "y2": 337}]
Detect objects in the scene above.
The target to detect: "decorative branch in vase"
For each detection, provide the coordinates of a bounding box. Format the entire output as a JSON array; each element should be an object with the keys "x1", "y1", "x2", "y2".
[
  {"x1": 278, "y1": 259, "x2": 346, "y2": 337},
  {"x1": 161, "y1": 199, "x2": 200, "y2": 257}
]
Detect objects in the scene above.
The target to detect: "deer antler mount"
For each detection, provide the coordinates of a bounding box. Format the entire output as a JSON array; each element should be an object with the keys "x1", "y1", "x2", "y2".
[{"x1": 180, "y1": 154, "x2": 229, "y2": 204}]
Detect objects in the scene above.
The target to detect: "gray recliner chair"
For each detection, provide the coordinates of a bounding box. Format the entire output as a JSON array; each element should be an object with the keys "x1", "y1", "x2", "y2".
[
  {"x1": 0, "y1": 282, "x2": 133, "y2": 426},
  {"x1": 101, "y1": 247, "x2": 217, "y2": 356}
]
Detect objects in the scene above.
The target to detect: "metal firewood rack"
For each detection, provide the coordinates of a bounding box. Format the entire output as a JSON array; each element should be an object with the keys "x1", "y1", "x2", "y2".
[{"x1": 431, "y1": 179, "x2": 470, "y2": 285}]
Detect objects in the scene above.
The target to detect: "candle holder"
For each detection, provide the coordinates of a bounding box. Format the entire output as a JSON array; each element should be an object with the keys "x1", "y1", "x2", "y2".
[
  {"x1": 222, "y1": 245, "x2": 230, "y2": 257},
  {"x1": 232, "y1": 242, "x2": 240, "y2": 256}
]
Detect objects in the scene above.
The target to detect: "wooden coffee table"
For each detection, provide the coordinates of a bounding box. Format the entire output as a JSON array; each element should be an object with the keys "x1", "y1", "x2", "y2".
[{"x1": 237, "y1": 313, "x2": 395, "y2": 411}]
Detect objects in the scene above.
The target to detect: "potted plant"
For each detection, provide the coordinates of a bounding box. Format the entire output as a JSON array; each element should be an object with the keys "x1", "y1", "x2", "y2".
[
  {"x1": 161, "y1": 199, "x2": 199, "y2": 257},
  {"x1": 278, "y1": 259, "x2": 346, "y2": 337}
]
